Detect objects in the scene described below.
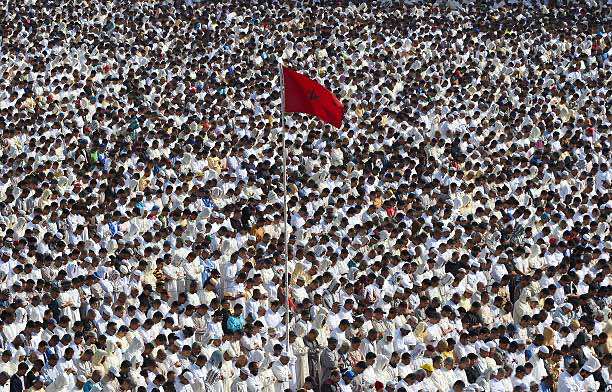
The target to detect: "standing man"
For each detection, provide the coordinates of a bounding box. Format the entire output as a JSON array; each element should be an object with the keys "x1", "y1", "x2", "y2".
[
  {"x1": 304, "y1": 329, "x2": 322, "y2": 388},
  {"x1": 230, "y1": 369, "x2": 249, "y2": 392},
  {"x1": 272, "y1": 353, "x2": 291, "y2": 392},
  {"x1": 320, "y1": 337, "x2": 339, "y2": 386}
]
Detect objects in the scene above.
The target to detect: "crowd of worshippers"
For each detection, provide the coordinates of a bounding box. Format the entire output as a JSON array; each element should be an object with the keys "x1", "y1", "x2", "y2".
[{"x1": 0, "y1": 0, "x2": 611, "y2": 391}]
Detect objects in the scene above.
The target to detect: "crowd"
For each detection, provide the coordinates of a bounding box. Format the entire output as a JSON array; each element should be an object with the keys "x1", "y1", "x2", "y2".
[{"x1": 0, "y1": 0, "x2": 611, "y2": 391}]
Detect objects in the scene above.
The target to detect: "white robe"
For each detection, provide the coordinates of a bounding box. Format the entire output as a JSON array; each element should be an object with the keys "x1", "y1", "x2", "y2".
[
  {"x1": 558, "y1": 371, "x2": 581, "y2": 392},
  {"x1": 230, "y1": 380, "x2": 248, "y2": 392},
  {"x1": 292, "y1": 337, "x2": 309, "y2": 389},
  {"x1": 271, "y1": 361, "x2": 291, "y2": 392},
  {"x1": 58, "y1": 291, "x2": 80, "y2": 326},
  {"x1": 529, "y1": 354, "x2": 548, "y2": 382}
]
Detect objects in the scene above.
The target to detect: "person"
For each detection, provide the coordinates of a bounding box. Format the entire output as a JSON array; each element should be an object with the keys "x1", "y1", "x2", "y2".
[
  {"x1": 320, "y1": 337, "x2": 339, "y2": 386},
  {"x1": 304, "y1": 330, "x2": 322, "y2": 389},
  {"x1": 292, "y1": 331, "x2": 310, "y2": 389},
  {"x1": 230, "y1": 369, "x2": 249, "y2": 392},
  {"x1": 558, "y1": 362, "x2": 581, "y2": 392},
  {"x1": 452, "y1": 380, "x2": 466, "y2": 392},
  {"x1": 272, "y1": 353, "x2": 291, "y2": 392},
  {"x1": 529, "y1": 346, "x2": 550, "y2": 383},
  {"x1": 204, "y1": 351, "x2": 224, "y2": 392},
  {"x1": 574, "y1": 357, "x2": 601, "y2": 391},
  {"x1": 321, "y1": 369, "x2": 342, "y2": 392},
  {"x1": 9, "y1": 363, "x2": 28, "y2": 392}
]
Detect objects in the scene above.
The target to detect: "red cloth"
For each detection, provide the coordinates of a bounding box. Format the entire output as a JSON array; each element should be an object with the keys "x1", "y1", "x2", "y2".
[{"x1": 282, "y1": 66, "x2": 344, "y2": 128}]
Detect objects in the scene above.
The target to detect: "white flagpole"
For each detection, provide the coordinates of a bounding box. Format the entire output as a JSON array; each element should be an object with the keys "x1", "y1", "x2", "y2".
[{"x1": 279, "y1": 63, "x2": 290, "y2": 353}]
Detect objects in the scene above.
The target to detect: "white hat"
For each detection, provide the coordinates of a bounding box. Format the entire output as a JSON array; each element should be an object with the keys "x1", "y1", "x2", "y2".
[
  {"x1": 183, "y1": 372, "x2": 194, "y2": 383},
  {"x1": 539, "y1": 346, "x2": 550, "y2": 355},
  {"x1": 581, "y1": 357, "x2": 600, "y2": 373},
  {"x1": 562, "y1": 303, "x2": 573, "y2": 310}
]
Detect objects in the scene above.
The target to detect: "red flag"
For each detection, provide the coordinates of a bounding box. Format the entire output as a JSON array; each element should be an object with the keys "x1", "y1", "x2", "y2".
[{"x1": 282, "y1": 66, "x2": 344, "y2": 128}]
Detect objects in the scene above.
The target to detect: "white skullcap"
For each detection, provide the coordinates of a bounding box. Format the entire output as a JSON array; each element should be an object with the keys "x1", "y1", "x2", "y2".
[
  {"x1": 581, "y1": 357, "x2": 600, "y2": 373},
  {"x1": 183, "y1": 372, "x2": 194, "y2": 383},
  {"x1": 476, "y1": 342, "x2": 489, "y2": 352},
  {"x1": 539, "y1": 346, "x2": 550, "y2": 355}
]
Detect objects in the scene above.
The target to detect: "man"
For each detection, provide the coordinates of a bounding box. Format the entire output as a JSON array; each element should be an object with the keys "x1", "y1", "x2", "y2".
[
  {"x1": 74, "y1": 349, "x2": 95, "y2": 380},
  {"x1": 359, "y1": 329, "x2": 378, "y2": 357},
  {"x1": 9, "y1": 363, "x2": 28, "y2": 392},
  {"x1": 271, "y1": 352, "x2": 291, "y2": 392},
  {"x1": 511, "y1": 365, "x2": 529, "y2": 390},
  {"x1": 0, "y1": 372, "x2": 10, "y2": 392},
  {"x1": 430, "y1": 356, "x2": 450, "y2": 391},
  {"x1": 465, "y1": 353, "x2": 482, "y2": 384},
  {"x1": 338, "y1": 371, "x2": 354, "y2": 392},
  {"x1": 0, "y1": 352, "x2": 16, "y2": 377},
  {"x1": 529, "y1": 346, "x2": 549, "y2": 383},
  {"x1": 321, "y1": 369, "x2": 341, "y2": 392},
  {"x1": 291, "y1": 330, "x2": 310, "y2": 388},
  {"x1": 304, "y1": 329, "x2": 322, "y2": 387},
  {"x1": 230, "y1": 369, "x2": 249, "y2": 392},
  {"x1": 490, "y1": 367, "x2": 511, "y2": 392},
  {"x1": 246, "y1": 362, "x2": 262, "y2": 392},
  {"x1": 83, "y1": 370, "x2": 103, "y2": 392},
  {"x1": 573, "y1": 358, "x2": 601, "y2": 391},
  {"x1": 350, "y1": 361, "x2": 368, "y2": 392},
  {"x1": 320, "y1": 337, "x2": 339, "y2": 386},
  {"x1": 451, "y1": 380, "x2": 466, "y2": 391},
  {"x1": 227, "y1": 304, "x2": 245, "y2": 333}
]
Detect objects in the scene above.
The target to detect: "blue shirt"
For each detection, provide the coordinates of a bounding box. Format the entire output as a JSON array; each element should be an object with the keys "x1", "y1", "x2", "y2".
[{"x1": 227, "y1": 315, "x2": 245, "y2": 333}]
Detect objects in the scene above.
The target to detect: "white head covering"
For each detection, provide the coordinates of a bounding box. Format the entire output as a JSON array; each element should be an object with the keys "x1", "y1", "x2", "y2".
[{"x1": 581, "y1": 357, "x2": 600, "y2": 373}]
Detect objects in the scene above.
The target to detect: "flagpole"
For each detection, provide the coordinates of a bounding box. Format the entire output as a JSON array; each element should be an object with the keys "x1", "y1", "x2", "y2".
[{"x1": 279, "y1": 63, "x2": 290, "y2": 353}]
